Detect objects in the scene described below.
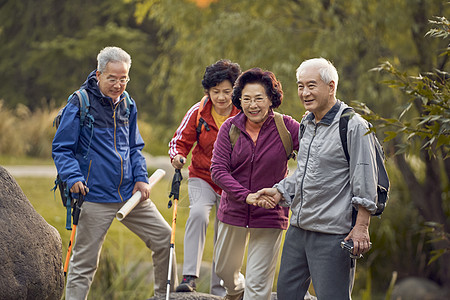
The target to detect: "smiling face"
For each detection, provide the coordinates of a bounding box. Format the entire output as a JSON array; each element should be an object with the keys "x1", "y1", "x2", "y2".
[
  {"x1": 208, "y1": 80, "x2": 233, "y2": 115},
  {"x1": 297, "y1": 66, "x2": 336, "y2": 121},
  {"x1": 96, "y1": 61, "x2": 129, "y2": 100},
  {"x1": 241, "y1": 83, "x2": 272, "y2": 125}
]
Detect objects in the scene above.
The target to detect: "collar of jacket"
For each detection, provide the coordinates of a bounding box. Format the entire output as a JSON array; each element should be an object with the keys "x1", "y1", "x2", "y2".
[{"x1": 305, "y1": 99, "x2": 342, "y2": 125}]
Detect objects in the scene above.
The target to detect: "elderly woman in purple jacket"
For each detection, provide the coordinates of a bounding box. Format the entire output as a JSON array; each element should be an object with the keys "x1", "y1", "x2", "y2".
[{"x1": 210, "y1": 68, "x2": 299, "y2": 300}]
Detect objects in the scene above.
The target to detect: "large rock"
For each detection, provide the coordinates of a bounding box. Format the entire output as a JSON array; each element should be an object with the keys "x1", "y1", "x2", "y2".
[
  {"x1": 391, "y1": 277, "x2": 450, "y2": 300},
  {"x1": 0, "y1": 166, "x2": 64, "y2": 300}
]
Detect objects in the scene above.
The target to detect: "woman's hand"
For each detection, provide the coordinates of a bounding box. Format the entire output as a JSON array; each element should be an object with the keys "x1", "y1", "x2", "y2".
[
  {"x1": 246, "y1": 190, "x2": 279, "y2": 209},
  {"x1": 171, "y1": 155, "x2": 186, "y2": 169}
]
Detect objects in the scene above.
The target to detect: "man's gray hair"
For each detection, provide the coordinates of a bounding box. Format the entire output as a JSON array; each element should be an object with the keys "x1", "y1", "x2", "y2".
[
  {"x1": 97, "y1": 47, "x2": 132, "y2": 72},
  {"x1": 296, "y1": 58, "x2": 339, "y2": 95}
]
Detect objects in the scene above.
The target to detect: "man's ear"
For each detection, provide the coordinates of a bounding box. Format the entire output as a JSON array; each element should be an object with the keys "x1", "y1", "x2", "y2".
[
  {"x1": 96, "y1": 70, "x2": 101, "y2": 81},
  {"x1": 329, "y1": 80, "x2": 336, "y2": 96}
]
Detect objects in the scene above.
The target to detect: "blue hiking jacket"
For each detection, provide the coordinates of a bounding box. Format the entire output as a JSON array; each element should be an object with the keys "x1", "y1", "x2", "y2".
[{"x1": 52, "y1": 70, "x2": 148, "y2": 203}]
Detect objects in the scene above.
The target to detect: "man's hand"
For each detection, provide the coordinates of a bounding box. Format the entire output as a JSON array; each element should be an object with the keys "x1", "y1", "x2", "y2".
[
  {"x1": 246, "y1": 193, "x2": 277, "y2": 209},
  {"x1": 345, "y1": 206, "x2": 371, "y2": 257},
  {"x1": 171, "y1": 155, "x2": 186, "y2": 169},
  {"x1": 133, "y1": 181, "x2": 151, "y2": 202},
  {"x1": 245, "y1": 188, "x2": 283, "y2": 209},
  {"x1": 70, "y1": 181, "x2": 88, "y2": 195}
]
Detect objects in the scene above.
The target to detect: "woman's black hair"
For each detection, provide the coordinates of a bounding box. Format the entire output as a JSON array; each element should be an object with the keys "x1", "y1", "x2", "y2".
[
  {"x1": 231, "y1": 68, "x2": 283, "y2": 110},
  {"x1": 202, "y1": 59, "x2": 242, "y2": 91}
]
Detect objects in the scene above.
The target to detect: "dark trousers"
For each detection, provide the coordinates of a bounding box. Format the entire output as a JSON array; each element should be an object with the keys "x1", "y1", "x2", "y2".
[{"x1": 277, "y1": 226, "x2": 355, "y2": 300}]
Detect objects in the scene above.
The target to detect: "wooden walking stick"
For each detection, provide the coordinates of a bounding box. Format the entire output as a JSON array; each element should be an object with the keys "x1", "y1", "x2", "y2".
[{"x1": 166, "y1": 168, "x2": 182, "y2": 300}]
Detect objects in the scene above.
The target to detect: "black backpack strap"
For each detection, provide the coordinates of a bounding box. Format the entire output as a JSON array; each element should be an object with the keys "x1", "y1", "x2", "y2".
[
  {"x1": 196, "y1": 117, "x2": 210, "y2": 142},
  {"x1": 339, "y1": 107, "x2": 354, "y2": 163},
  {"x1": 195, "y1": 97, "x2": 210, "y2": 142},
  {"x1": 299, "y1": 111, "x2": 311, "y2": 141},
  {"x1": 339, "y1": 107, "x2": 357, "y2": 226}
]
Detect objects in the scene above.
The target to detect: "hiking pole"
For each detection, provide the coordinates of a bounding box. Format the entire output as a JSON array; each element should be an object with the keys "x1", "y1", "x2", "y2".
[
  {"x1": 63, "y1": 187, "x2": 88, "y2": 277},
  {"x1": 166, "y1": 167, "x2": 183, "y2": 300},
  {"x1": 116, "y1": 169, "x2": 166, "y2": 221}
]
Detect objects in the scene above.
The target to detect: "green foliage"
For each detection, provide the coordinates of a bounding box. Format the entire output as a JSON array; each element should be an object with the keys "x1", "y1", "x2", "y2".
[
  {"x1": 352, "y1": 60, "x2": 449, "y2": 159},
  {"x1": 0, "y1": 0, "x2": 159, "y2": 115},
  {"x1": 421, "y1": 222, "x2": 450, "y2": 265},
  {"x1": 351, "y1": 12, "x2": 450, "y2": 287}
]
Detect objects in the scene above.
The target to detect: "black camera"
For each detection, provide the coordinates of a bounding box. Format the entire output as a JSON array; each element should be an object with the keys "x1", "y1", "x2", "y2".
[{"x1": 340, "y1": 240, "x2": 372, "y2": 259}]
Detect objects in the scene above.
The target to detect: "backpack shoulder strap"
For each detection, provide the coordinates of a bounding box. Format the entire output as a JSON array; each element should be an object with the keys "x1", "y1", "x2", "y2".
[
  {"x1": 273, "y1": 112, "x2": 294, "y2": 159},
  {"x1": 339, "y1": 107, "x2": 357, "y2": 225},
  {"x1": 75, "y1": 89, "x2": 90, "y2": 125},
  {"x1": 339, "y1": 107, "x2": 354, "y2": 163},
  {"x1": 229, "y1": 123, "x2": 241, "y2": 149},
  {"x1": 196, "y1": 96, "x2": 210, "y2": 140},
  {"x1": 122, "y1": 91, "x2": 132, "y2": 119},
  {"x1": 299, "y1": 112, "x2": 310, "y2": 140},
  {"x1": 75, "y1": 89, "x2": 94, "y2": 158},
  {"x1": 122, "y1": 90, "x2": 132, "y2": 106}
]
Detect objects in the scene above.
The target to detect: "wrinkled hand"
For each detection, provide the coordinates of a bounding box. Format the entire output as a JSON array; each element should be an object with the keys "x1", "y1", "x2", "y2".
[
  {"x1": 345, "y1": 207, "x2": 371, "y2": 257},
  {"x1": 171, "y1": 155, "x2": 186, "y2": 169},
  {"x1": 70, "y1": 181, "x2": 88, "y2": 195},
  {"x1": 133, "y1": 181, "x2": 151, "y2": 202}
]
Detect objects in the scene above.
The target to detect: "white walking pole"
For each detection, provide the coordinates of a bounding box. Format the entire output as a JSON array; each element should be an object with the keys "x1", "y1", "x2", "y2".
[{"x1": 116, "y1": 169, "x2": 166, "y2": 221}]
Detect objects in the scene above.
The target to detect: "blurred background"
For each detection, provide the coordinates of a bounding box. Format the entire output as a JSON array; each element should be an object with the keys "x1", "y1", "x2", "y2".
[{"x1": 0, "y1": 0, "x2": 449, "y2": 299}]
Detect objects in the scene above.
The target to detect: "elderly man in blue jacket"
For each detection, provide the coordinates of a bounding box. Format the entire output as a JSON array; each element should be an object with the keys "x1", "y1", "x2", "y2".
[
  {"x1": 253, "y1": 58, "x2": 377, "y2": 300},
  {"x1": 52, "y1": 46, "x2": 177, "y2": 299}
]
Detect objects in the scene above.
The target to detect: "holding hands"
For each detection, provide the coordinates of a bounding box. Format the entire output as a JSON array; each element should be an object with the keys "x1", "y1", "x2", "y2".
[{"x1": 246, "y1": 188, "x2": 283, "y2": 209}]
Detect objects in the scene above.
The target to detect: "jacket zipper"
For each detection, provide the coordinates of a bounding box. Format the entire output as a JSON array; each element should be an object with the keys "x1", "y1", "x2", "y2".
[
  {"x1": 113, "y1": 99, "x2": 125, "y2": 201},
  {"x1": 246, "y1": 142, "x2": 256, "y2": 228},
  {"x1": 298, "y1": 123, "x2": 317, "y2": 228},
  {"x1": 86, "y1": 160, "x2": 92, "y2": 185}
]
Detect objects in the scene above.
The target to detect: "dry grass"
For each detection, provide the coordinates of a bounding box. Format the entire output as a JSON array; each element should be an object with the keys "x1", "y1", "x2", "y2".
[{"x1": 0, "y1": 100, "x2": 58, "y2": 158}]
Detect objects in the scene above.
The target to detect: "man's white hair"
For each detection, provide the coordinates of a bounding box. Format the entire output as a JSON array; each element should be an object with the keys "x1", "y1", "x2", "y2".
[
  {"x1": 97, "y1": 46, "x2": 131, "y2": 72},
  {"x1": 296, "y1": 58, "x2": 339, "y2": 95}
]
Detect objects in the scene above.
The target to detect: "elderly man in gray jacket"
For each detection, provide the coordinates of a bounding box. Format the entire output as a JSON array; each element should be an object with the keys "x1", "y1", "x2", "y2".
[{"x1": 251, "y1": 58, "x2": 377, "y2": 300}]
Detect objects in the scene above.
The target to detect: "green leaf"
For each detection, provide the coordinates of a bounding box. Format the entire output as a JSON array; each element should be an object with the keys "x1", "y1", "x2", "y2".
[{"x1": 383, "y1": 131, "x2": 398, "y2": 142}]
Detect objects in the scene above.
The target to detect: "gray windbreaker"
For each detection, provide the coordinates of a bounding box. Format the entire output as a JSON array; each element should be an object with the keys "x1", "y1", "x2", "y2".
[{"x1": 275, "y1": 100, "x2": 378, "y2": 234}]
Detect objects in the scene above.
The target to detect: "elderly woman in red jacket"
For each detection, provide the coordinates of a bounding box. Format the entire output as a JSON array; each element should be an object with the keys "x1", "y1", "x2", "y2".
[
  {"x1": 211, "y1": 68, "x2": 300, "y2": 300},
  {"x1": 169, "y1": 59, "x2": 241, "y2": 295}
]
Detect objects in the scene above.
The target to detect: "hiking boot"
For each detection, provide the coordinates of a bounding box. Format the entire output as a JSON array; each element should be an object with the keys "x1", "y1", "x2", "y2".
[
  {"x1": 175, "y1": 275, "x2": 197, "y2": 292},
  {"x1": 223, "y1": 290, "x2": 244, "y2": 300}
]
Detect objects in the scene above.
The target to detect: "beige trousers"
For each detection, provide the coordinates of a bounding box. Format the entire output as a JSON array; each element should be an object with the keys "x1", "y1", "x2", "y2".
[
  {"x1": 214, "y1": 221, "x2": 283, "y2": 300},
  {"x1": 65, "y1": 200, "x2": 178, "y2": 300}
]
